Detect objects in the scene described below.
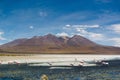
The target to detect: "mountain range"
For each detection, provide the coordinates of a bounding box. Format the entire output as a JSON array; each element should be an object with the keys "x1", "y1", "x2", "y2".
[{"x1": 0, "y1": 34, "x2": 120, "y2": 54}]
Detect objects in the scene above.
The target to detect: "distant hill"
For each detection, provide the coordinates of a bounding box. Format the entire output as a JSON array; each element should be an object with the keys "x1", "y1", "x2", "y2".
[{"x1": 0, "y1": 34, "x2": 120, "y2": 54}]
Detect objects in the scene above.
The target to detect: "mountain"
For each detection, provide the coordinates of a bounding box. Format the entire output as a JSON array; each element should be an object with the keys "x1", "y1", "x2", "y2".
[
  {"x1": 1, "y1": 38, "x2": 27, "y2": 47},
  {"x1": 67, "y1": 35, "x2": 96, "y2": 47},
  {"x1": 0, "y1": 34, "x2": 120, "y2": 54}
]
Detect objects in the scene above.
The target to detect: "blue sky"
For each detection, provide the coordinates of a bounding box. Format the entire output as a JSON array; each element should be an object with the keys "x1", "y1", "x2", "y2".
[{"x1": 0, "y1": 0, "x2": 120, "y2": 47}]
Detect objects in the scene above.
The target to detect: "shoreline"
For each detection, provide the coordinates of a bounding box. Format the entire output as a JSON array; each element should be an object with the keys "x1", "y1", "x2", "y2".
[{"x1": 0, "y1": 54, "x2": 120, "y2": 66}]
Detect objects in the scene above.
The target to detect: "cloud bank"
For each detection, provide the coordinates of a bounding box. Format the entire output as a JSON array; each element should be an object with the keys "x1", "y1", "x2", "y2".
[
  {"x1": 63, "y1": 24, "x2": 104, "y2": 40},
  {"x1": 0, "y1": 32, "x2": 6, "y2": 40},
  {"x1": 110, "y1": 24, "x2": 120, "y2": 34},
  {"x1": 56, "y1": 24, "x2": 120, "y2": 47},
  {"x1": 109, "y1": 38, "x2": 120, "y2": 47}
]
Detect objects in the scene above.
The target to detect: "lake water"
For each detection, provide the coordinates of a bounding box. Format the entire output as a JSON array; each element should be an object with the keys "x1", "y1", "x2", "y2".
[{"x1": 0, "y1": 63, "x2": 120, "y2": 80}]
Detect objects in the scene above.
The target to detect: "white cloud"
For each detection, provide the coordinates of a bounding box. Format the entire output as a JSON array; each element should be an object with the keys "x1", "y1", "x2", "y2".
[
  {"x1": 88, "y1": 32, "x2": 104, "y2": 40},
  {"x1": 56, "y1": 32, "x2": 69, "y2": 37},
  {"x1": 29, "y1": 26, "x2": 34, "y2": 29},
  {"x1": 0, "y1": 32, "x2": 6, "y2": 40},
  {"x1": 72, "y1": 24, "x2": 99, "y2": 28},
  {"x1": 76, "y1": 29, "x2": 104, "y2": 41},
  {"x1": 63, "y1": 24, "x2": 71, "y2": 30},
  {"x1": 63, "y1": 24, "x2": 104, "y2": 41},
  {"x1": 110, "y1": 24, "x2": 120, "y2": 34},
  {"x1": 109, "y1": 38, "x2": 120, "y2": 47},
  {"x1": 64, "y1": 24, "x2": 99, "y2": 30},
  {"x1": 0, "y1": 32, "x2": 3, "y2": 35},
  {"x1": 65, "y1": 24, "x2": 71, "y2": 27},
  {"x1": 61, "y1": 24, "x2": 120, "y2": 47}
]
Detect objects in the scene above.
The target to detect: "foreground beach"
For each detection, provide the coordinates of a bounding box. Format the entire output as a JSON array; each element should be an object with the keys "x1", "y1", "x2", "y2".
[
  {"x1": 0, "y1": 54, "x2": 120, "y2": 80},
  {"x1": 0, "y1": 54, "x2": 120, "y2": 66}
]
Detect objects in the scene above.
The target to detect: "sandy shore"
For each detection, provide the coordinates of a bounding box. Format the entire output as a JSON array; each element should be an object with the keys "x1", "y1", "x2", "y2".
[{"x1": 0, "y1": 54, "x2": 120, "y2": 65}]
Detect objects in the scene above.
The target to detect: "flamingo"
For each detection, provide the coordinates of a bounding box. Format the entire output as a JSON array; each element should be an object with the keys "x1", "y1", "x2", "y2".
[
  {"x1": 14, "y1": 60, "x2": 20, "y2": 65},
  {"x1": 8, "y1": 61, "x2": 14, "y2": 64},
  {"x1": 0, "y1": 60, "x2": 3, "y2": 64}
]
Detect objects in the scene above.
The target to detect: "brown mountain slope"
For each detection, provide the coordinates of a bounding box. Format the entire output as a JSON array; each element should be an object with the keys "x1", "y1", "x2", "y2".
[
  {"x1": 1, "y1": 38, "x2": 27, "y2": 48},
  {"x1": 0, "y1": 34, "x2": 120, "y2": 54},
  {"x1": 67, "y1": 35, "x2": 96, "y2": 47}
]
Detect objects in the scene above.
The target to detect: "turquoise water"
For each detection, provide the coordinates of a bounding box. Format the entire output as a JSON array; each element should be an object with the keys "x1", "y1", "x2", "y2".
[{"x1": 0, "y1": 62, "x2": 120, "y2": 80}]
